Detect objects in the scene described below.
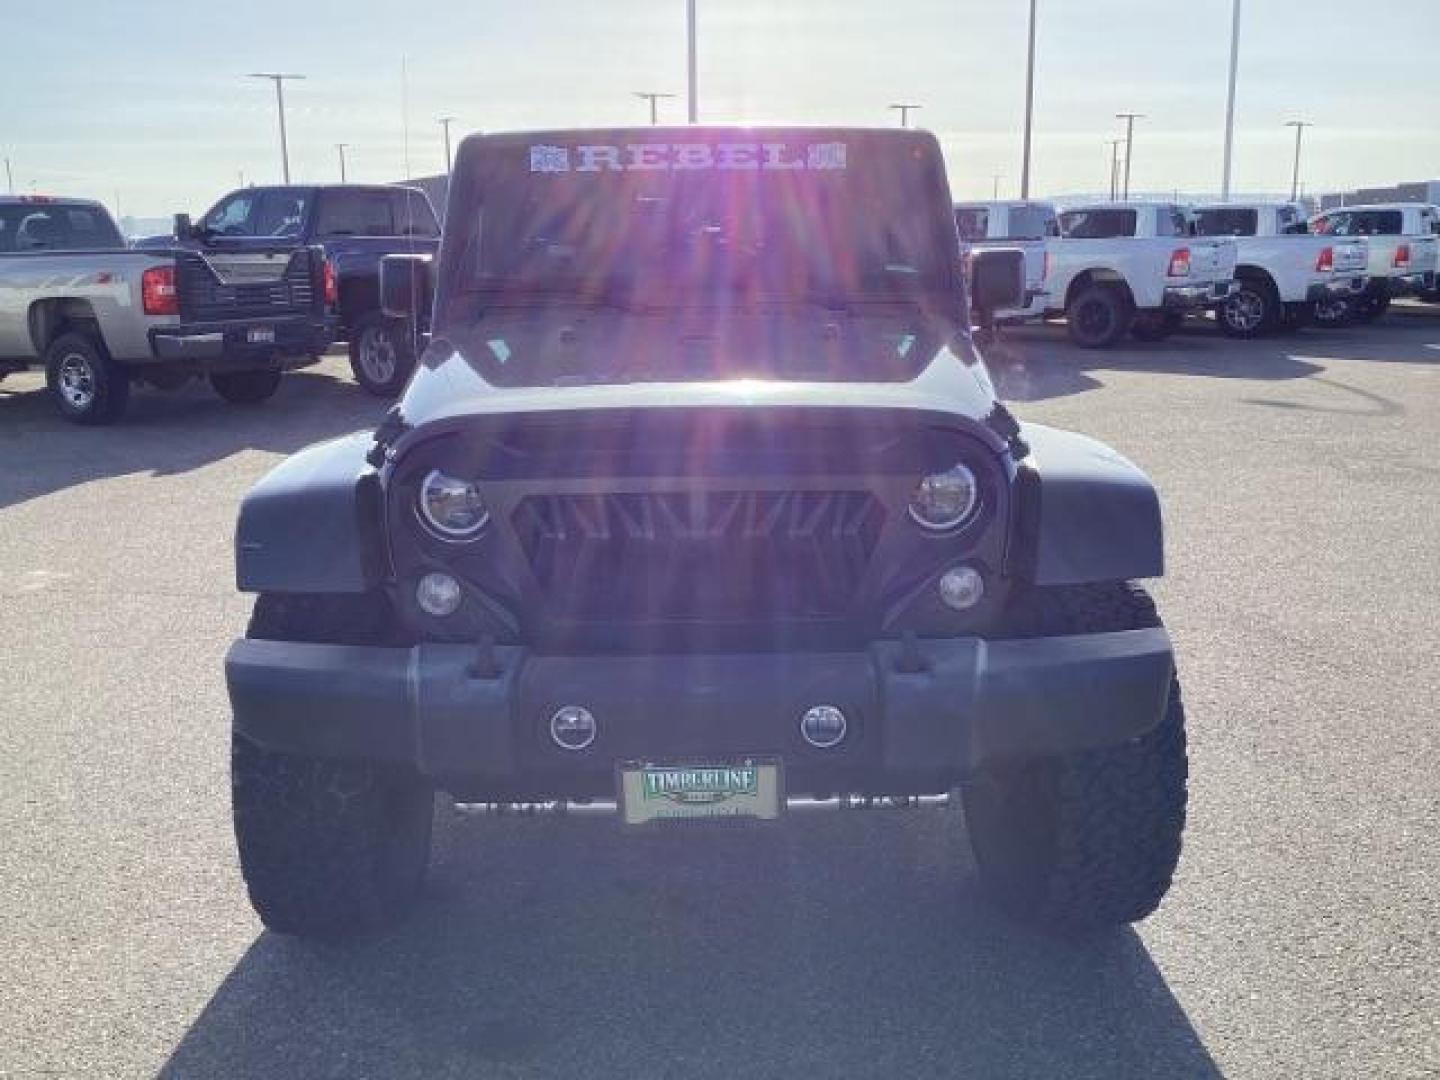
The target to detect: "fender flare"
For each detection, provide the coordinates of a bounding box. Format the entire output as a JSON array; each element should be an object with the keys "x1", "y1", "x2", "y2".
[
  {"x1": 235, "y1": 433, "x2": 386, "y2": 594},
  {"x1": 1008, "y1": 423, "x2": 1164, "y2": 586}
]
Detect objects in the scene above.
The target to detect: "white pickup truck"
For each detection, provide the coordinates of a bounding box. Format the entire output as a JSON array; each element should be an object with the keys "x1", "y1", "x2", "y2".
[
  {"x1": 953, "y1": 200, "x2": 1054, "y2": 324},
  {"x1": 1309, "y1": 203, "x2": 1440, "y2": 322},
  {"x1": 1049, "y1": 201, "x2": 1237, "y2": 347},
  {"x1": 1190, "y1": 202, "x2": 1368, "y2": 336},
  {"x1": 0, "y1": 195, "x2": 331, "y2": 423}
]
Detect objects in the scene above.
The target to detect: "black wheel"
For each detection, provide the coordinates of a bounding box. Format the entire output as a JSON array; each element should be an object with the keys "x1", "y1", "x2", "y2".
[
  {"x1": 1311, "y1": 295, "x2": 1353, "y2": 329},
  {"x1": 1065, "y1": 285, "x2": 1132, "y2": 349},
  {"x1": 1129, "y1": 311, "x2": 1175, "y2": 342},
  {"x1": 210, "y1": 367, "x2": 282, "y2": 405},
  {"x1": 1218, "y1": 277, "x2": 1279, "y2": 338},
  {"x1": 44, "y1": 332, "x2": 129, "y2": 424},
  {"x1": 233, "y1": 593, "x2": 433, "y2": 938},
  {"x1": 348, "y1": 312, "x2": 416, "y2": 397},
  {"x1": 1351, "y1": 290, "x2": 1391, "y2": 324},
  {"x1": 962, "y1": 583, "x2": 1189, "y2": 932}
]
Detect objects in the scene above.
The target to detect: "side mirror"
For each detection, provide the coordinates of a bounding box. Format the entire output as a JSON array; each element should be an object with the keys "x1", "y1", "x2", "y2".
[
  {"x1": 381, "y1": 253, "x2": 434, "y2": 320},
  {"x1": 173, "y1": 213, "x2": 193, "y2": 240},
  {"x1": 969, "y1": 248, "x2": 1026, "y2": 326}
]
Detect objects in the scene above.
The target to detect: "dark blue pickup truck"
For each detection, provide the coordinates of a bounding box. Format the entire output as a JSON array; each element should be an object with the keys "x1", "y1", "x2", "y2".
[{"x1": 138, "y1": 184, "x2": 440, "y2": 395}]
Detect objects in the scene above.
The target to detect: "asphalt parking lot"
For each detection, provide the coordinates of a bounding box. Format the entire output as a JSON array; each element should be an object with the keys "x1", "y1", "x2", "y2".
[{"x1": 2, "y1": 309, "x2": 1437, "y2": 1079}]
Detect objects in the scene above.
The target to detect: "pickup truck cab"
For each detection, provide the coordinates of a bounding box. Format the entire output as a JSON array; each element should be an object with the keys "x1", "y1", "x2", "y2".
[
  {"x1": 954, "y1": 200, "x2": 1055, "y2": 324},
  {"x1": 0, "y1": 195, "x2": 322, "y2": 423},
  {"x1": 225, "y1": 127, "x2": 1189, "y2": 941},
  {"x1": 1191, "y1": 202, "x2": 1368, "y2": 336},
  {"x1": 141, "y1": 184, "x2": 441, "y2": 395},
  {"x1": 1048, "y1": 201, "x2": 1237, "y2": 348},
  {"x1": 1309, "y1": 203, "x2": 1440, "y2": 321}
]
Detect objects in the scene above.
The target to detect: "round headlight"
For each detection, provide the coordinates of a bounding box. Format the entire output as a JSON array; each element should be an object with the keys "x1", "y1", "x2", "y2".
[
  {"x1": 908, "y1": 464, "x2": 980, "y2": 532},
  {"x1": 417, "y1": 469, "x2": 489, "y2": 540}
]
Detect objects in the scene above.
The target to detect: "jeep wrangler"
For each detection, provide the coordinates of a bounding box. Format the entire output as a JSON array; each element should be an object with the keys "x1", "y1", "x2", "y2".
[{"x1": 225, "y1": 127, "x2": 1187, "y2": 938}]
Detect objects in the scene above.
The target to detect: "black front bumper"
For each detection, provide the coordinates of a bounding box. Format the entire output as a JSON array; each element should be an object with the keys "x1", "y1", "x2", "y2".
[
  {"x1": 226, "y1": 628, "x2": 1174, "y2": 798},
  {"x1": 150, "y1": 317, "x2": 333, "y2": 368}
]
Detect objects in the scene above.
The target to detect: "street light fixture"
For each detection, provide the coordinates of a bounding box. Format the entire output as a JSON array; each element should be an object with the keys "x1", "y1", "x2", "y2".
[
  {"x1": 889, "y1": 103, "x2": 921, "y2": 128},
  {"x1": 687, "y1": 0, "x2": 698, "y2": 123},
  {"x1": 1285, "y1": 120, "x2": 1312, "y2": 202},
  {"x1": 1020, "y1": 0, "x2": 1038, "y2": 198},
  {"x1": 247, "y1": 72, "x2": 306, "y2": 183},
  {"x1": 438, "y1": 116, "x2": 456, "y2": 175},
  {"x1": 1220, "y1": 0, "x2": 1242, "y2": 200},
  {"x1": 335, "y1": 143, "x2": 350, "y2": 182},
  {"x1": 633, "y1": 92, "x2": 677, "y2": 126},
  {"x1": 1115, "y1": 112, "x2": 1144, "y2": 200},
  {"x1": 1106, "y1": 139, "x2": 1123, "y2": 200}
]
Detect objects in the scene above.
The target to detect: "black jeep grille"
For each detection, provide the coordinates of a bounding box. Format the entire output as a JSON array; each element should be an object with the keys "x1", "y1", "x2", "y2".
[
  {"x1": 175, "y1": 250, "x2": 318, "y2": 322},
  {"x1": 511, "y1": 490, "x2": 885, "y2": 620}
]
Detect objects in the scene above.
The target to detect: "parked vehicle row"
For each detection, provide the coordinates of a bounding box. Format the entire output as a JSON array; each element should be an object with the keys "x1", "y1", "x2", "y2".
[
  {"x1": 0, "y1": 183, "x2": 440, "y2": 424},
  {"x1": 958, "y1": 196, "x2": 1440, "y2": 347}
]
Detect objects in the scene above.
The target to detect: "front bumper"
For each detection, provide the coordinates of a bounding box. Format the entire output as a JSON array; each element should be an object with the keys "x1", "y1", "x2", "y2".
[
  {"x1": 226, "y1": 628, "x2": 1174, "y2": 797},
  {"x1": 149, "y1": 317, "x2": 333, "y2": 368},
  {"x1": 1163, "y1": 280, "x2": 1237, "y2": 309},
  {"x1": 1307, "y1": 276, "x2": 1367, "y2": 302}
]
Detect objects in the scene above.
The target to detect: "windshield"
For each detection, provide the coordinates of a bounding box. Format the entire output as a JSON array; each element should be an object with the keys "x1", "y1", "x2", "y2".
[
  {"x1": 1193, "y1": 207, "x2": 1258, "y2": 236},
  {"x1": 455, "y1": 132, "x2": 959, "y2": 309},
  {"x1": 200, "y1": 189, "x2": 310, "y2": 238},
  {"x1": 0, "y1": 203, "x2": 124, "y2": 251},
  {"x1": 1058, "y1": 207, "x2": 1137, "y2": 238}
]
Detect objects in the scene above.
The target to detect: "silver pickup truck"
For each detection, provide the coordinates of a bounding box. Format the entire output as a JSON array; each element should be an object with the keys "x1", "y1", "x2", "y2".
[{"x1": 0, "y1": 196, "x2": 331, "y2": 424}]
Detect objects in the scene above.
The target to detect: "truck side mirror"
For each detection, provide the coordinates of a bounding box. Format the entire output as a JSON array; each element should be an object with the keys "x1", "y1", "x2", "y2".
[
  {"x1": 381, "y1": 253, "x2": 434, "y2": 319},
  {"x1": 173, "y1": 213, "x2": 193, "y2": 240},
  {"x1": 969, "y1": 248, "x2": 1025, "y2": 327}
]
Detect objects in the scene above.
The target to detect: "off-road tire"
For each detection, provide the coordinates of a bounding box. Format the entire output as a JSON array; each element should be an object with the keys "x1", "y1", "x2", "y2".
[
  {"x1": 348, "y1": 311, "x2": 416, "y2": 398},
  {"x1": 211, "y1": 367, "x2": 283, "y2": 405},
  {"x1": 44, "y1": 331, "x2": 130, "y2": 425},
  {"x1": 962, "y1": 583, "x2": 1188, "y2": 932},
  {"x1": 232, "y1": 593, "x2": 433, "y2": 938},
  {"x1": 1066, "y1": 285, "x2": 1132, "y2": 349},
  {"x1": 1218, "y1": 276, "x2": 1279, "y2": 338}
]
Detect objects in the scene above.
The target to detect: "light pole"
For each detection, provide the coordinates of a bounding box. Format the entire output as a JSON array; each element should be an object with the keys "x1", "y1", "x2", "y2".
[
  {"x1": 889, "y1": 103, "x2": 921, "y2": 128},
  {"x1": 3, "y1": 156, "x2": 12, "y2": 195},
  {"x1": 991, "y1": 174, "x2": 1003, "y2": 199},
  {"x1": 1020, "y1": 0, "x2": 1038, "y2": 198},
  {"x1": 1285, "y1": 120, "x2": 1311, "y2": 202},
  {"x1": 248, "y1": 73, "x2": 305, "y2": 183},
  {"x1": 687, "y1": 0, "x2": 698, "y2": 123},
  {"x1": 1115, "y1": 112, "x2": 1144, "y2": 200},
  {"x1": 1220, "y1": 0, "x2": 1242, "y2": 199},
  {"x1": 438, "y1": 116, "x2": 456, "y2": 174},
  {"x1": 633, "y1": 92, "x2": 676, "y2": 125},
  {"x1": 1107, "y1": 139, "x2": 1123, "y2": 200},
  {"x1": 335, "y1": 143, "x2": 349, "y2": 182}
]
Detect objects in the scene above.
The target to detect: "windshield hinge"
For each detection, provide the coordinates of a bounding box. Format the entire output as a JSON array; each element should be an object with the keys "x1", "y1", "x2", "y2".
[
  {"x1": 366, "y1": 405, "x2": 409, "y2": 468},
  {"x1": 983, "y1": 401, "x2": 1029, "y2": 459}
]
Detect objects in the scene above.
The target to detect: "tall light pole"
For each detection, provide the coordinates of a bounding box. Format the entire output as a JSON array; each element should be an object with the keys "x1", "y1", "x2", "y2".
[
  {"x1": 992, "y1": 174, "x2": 1003, "y2": 199},
  {"x1": 248, "y1": 73, "x2": 305, "y2": 183},
  {"x1": 889, "y1": 103, "x2": 921, "y2": 128},
  {"x1": 633, "y1": 92, "x2": 676, "y2": 125},
  {"x1": 438, "y1": 116, "x2": 456, "y2": 174},
  {"x1": 1020, "y1": 0, "x2": 1038, "y2": 198},
  {"x1": 687, "y1": 0, "x2": 698, "y2": 123},
  {"x1": 1107, "y1": 139, "x2": 1123, "y2": 200},
  {"x1": 1220, "y1": 0, "x2": 1242, "y2": 200},
  {"x1": 3, "y1": 156, "x2": 12, "y2": 195},
  {"x1": 1115, "y1": 112, "x2": 1144, "y2": 200},
  {"x1": 1285, "y1": 120, "x2": 1311, "y2": 202}
]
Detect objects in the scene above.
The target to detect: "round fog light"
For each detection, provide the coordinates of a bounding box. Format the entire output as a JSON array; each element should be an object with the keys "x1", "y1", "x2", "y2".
[
  {"x1": 800, "y1": 705, "x2": 848, "y2": 749},
  {"x1": 550, "y1": 705, "x2": 597, "y2": 751},
  {"x1": 938, "y1": 566, "x2": 985, "y2": 611},
  {"x1": 416, "y1": 571, "x2": 462, "y2": 617}
]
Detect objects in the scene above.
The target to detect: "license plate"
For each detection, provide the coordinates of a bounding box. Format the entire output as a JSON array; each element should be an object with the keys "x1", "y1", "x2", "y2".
[
  {"x1": 246, "y1": 327, "x2": 276, "y2": 345},
  {"x1": 619, "y1": 759, "x2": 782, "y2": 825}
]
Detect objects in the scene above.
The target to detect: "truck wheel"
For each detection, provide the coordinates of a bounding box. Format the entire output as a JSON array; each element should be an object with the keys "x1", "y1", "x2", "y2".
[
  {"x1": 232, "y1": 593, "x2": 433, "y2": 938},
  {"x1": 962, "y1": 583, "x2": 1188, "y2": 932},
  {"x1": 1311, "y1": 296, "x2": 1353, "y2": 329},
  {"x1": 1218, "y1": 278, "x2": 1278, "y2": 338},
  {"x1": 44, "y1": 332, "x2": 130, "y2": 425},
  {"x1": 1351, "y1": 291, "x2": 1390, "y2": 324},
  {"x1": 210, "y1": 368, "x2": 282, "y2": 405},
  {"x1": 1129, "y1": 311, "x2": 1175, "y2": 342},
  {"x1": 1065, "y1": 286, "x2": 1131, "y2": 349},
  {"x1": 349, "y1": 312, "x2": 416, "y2": 398}
]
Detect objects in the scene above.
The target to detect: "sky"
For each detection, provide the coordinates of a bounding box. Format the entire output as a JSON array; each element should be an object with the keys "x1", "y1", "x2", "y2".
[{"x1": 1, "y1": 0, "x2": 1436, "y2": 219}]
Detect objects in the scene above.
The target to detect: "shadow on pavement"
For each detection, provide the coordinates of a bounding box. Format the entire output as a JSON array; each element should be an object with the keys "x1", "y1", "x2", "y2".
[
  {"x1": 0, "y1": 364, "x2": 387, "y2": 510},
  {"x1": 160, "y1": 810, "x2": 1219, "y2": 1080}
]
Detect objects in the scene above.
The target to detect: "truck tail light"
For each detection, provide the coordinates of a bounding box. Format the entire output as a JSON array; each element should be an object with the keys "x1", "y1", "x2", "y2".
[
  {"x1": 322, "y1": 258, "x2": 338, "y2": 307},
  {"x1": 1166, "y1": 247, "x2": 1191, "y2": 277},
  {"x1": 1393, "y1": 243, "x2": 1410, "y2": 269},
  {"x1": 141, "y1": 265, "x2": 177, "y2": 315},
  {"x1": 1315, "y1": 246, "x2": 1334, "y2": 273}
]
